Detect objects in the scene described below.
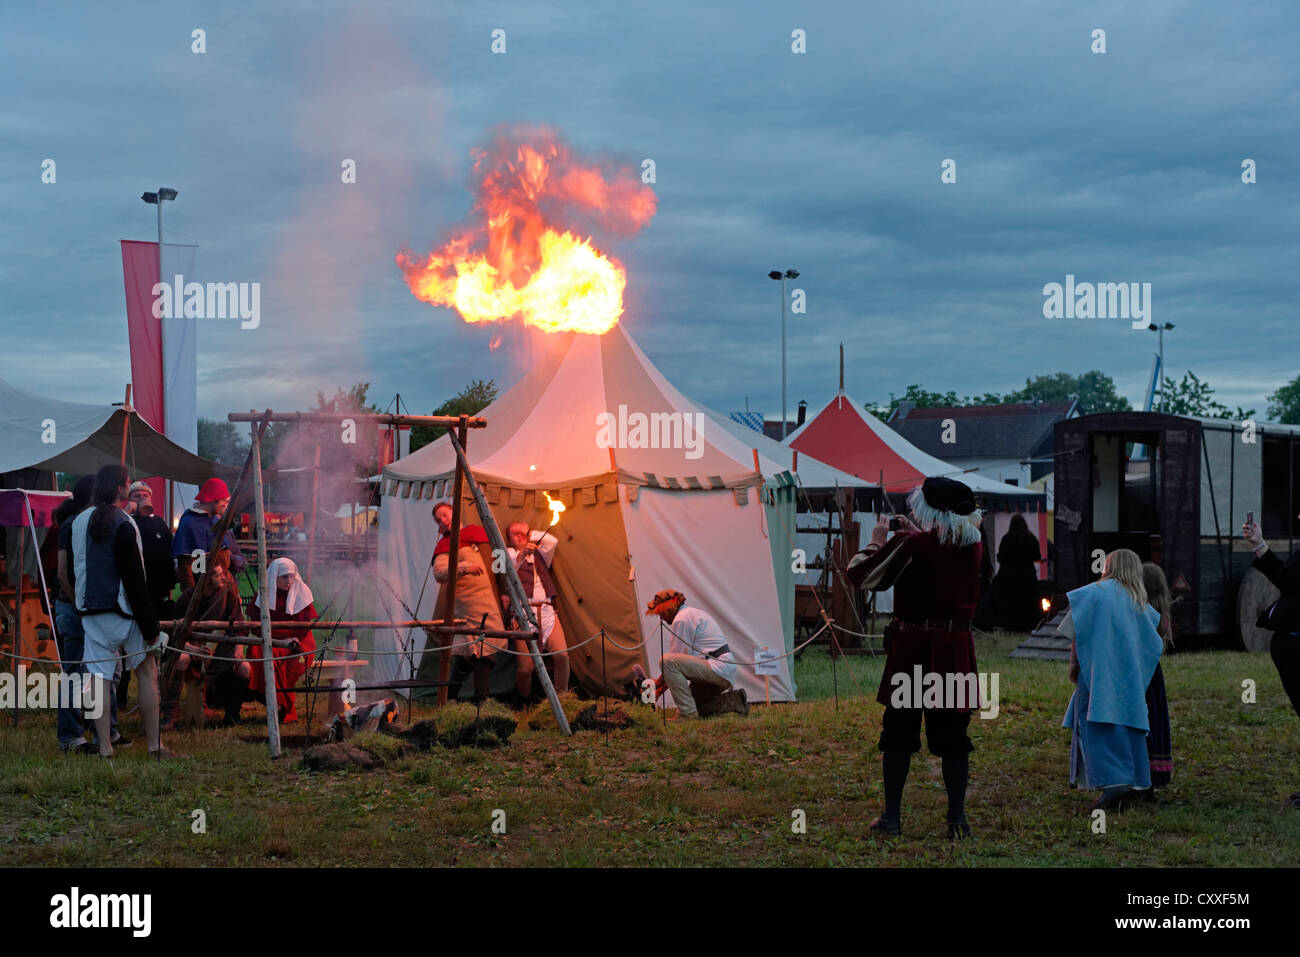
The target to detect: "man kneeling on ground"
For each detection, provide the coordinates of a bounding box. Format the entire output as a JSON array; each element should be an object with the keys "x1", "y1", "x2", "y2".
[{"x1": 644, "y1": 589, "x2": 748, "y2": 719}]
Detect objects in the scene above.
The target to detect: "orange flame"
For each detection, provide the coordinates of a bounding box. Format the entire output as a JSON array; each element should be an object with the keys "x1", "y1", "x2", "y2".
[
  {"x1": 544, "y1": 491, "x2": 565, "y2": 526},
  {"x1": 1041, "y1": 598, "x2": 1051, "y2": 612},
  {"x1": 488, "y1": 334, "x2": 503, "y2": 352},
  {"x1": 397, "y1": 128, "x2": 657, "y2": 335}
]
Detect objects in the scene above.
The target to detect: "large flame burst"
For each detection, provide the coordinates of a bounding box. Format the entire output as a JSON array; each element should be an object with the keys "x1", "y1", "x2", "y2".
[{"x1": 397, "y1": 128, "x2": 657, "y2": 335}]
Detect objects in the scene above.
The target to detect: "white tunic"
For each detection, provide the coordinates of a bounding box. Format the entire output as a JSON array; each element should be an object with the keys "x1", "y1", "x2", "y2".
[{"x1": 665, "y1": 606, "x2": 737, "y2": 684}]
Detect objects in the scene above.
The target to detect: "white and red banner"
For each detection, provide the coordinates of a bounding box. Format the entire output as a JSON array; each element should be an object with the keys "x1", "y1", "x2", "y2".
[{"x1": 121, "y1": 239, "x2": 199, "y2": 523}]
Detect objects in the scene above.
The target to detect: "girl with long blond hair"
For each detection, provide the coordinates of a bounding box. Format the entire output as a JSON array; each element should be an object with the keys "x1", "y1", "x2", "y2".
[{"x1": 1061, "y1": 549, "x2": 1164, "y2": 810}]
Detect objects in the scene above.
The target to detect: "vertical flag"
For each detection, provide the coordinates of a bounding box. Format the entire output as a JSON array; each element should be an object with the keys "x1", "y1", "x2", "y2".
[{"x1": 120, "y1": 240, "x2": 199, "y2": 523}]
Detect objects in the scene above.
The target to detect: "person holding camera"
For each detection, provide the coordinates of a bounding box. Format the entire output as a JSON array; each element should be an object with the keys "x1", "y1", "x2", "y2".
[
  {"x1": 846, "y1": 477, "x2": 985, "y2": 839},
  {"x1": 1243, "y1": 515, "x2": 1300, "y2": 809}
]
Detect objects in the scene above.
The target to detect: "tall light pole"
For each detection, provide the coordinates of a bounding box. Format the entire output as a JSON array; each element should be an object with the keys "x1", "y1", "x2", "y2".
[
  {"x1": 141, "y1": 187, "x2": 179, "y2": 523},
  {"x1": 768, "y1": 268, "x2": 799, "y2": 438},
  {"x1": 1146, "y1": 322, "x2": 1174, "y2": 412}
]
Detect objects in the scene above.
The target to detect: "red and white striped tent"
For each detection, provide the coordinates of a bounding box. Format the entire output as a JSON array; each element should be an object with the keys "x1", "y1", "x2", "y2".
[{"x1": 785, "y1": 390, "x2": 1049, "y2": 577}]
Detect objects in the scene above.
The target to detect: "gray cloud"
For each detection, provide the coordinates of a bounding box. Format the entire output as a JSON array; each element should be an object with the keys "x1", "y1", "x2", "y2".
[{"x1": 2, "y1": 0, "x2": 1296, "y2": 428}]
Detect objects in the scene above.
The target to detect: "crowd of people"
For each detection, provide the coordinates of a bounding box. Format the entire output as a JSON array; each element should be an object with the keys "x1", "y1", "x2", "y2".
[
  {"x1": 413, "y1": 500, "x2": 749, "y2": 717},
  {"x1": 46, "y1": 465, "x2": 319, "y2": 758},
  {"x1": 38, "y1": 463, "x2": 1300, "y2": 831},
  {"x1": 845, "y1": 475, "x2": 1300, "y2": 837}
]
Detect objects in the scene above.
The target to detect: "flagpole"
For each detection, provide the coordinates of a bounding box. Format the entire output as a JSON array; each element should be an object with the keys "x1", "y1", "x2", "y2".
[{"x1": 156, "y1": 199, "x2": 168, "y2": 525}]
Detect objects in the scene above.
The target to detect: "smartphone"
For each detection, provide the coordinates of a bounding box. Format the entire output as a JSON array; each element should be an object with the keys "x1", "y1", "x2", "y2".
[
  {"x1": 889, "y1": 516, "x2": 903, "y2": 531},
  {"x1": 1246, "y1": 511, "x2": 1254, "y2": 527}
]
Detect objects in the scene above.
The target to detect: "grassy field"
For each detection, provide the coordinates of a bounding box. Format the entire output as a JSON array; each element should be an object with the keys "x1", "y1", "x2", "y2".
[{"x1": 2, "y1": 627, "x2": 1298, "y2": 867}]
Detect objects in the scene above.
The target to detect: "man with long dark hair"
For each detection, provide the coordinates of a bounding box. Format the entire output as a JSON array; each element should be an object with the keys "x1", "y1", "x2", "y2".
[
  {"x1": 69, "y1": 464, "x2": 177, "y2": 759},
  {"x1": 53, "y1": 474, "x2": 125, "y2": 751}
]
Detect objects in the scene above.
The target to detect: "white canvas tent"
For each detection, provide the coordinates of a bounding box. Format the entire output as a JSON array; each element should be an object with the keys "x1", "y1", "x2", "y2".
[{"x1": 377, "y1": 325, "x2": 850, "y2": 703}]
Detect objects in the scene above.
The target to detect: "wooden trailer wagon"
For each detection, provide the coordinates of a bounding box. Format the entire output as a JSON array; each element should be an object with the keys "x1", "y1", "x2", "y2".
[{"x1": 1053, "y1": 412, "x2": 1300, "y2": 645}]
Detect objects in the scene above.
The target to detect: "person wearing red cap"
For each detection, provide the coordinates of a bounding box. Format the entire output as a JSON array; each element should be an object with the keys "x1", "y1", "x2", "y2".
[{"x1": 171, "y1": 477, "x2": 246, "y2": 590}]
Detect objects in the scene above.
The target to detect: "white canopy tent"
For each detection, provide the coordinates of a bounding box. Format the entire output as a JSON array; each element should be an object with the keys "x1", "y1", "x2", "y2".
[{"x1": 377, "y1": 325, "x2": 868, "y2": 703}]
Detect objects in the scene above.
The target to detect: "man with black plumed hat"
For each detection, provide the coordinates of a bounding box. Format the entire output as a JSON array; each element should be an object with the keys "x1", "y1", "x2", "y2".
[{"x1": 847, "y1": 476, "x2": 985, "y2": 839}]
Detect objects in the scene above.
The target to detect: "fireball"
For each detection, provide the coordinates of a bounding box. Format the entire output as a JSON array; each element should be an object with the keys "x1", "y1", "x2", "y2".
[{"x1": 397, "y1": 128, "x2": 657, "y2": 335}]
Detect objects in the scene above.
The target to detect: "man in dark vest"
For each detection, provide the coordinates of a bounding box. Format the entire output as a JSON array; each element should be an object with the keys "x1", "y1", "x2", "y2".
[
  {"x1": 70, "y1": 465, "x2": 178, "y2": 759},
  {"x1": 505, "y1": 521, "x2": 569, "y2": 697},
  {"x1": 119, "y1": 481, "x2": 176, "y2": 709}
]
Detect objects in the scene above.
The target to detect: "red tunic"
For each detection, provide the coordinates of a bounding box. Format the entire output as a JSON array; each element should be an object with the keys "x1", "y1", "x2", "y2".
[
  {"x1": 848, "y1": 530, "x2": 982, "y2": 711},
  {"x1": 245, "y1": 595, "x2": 318, "y2": 720}
]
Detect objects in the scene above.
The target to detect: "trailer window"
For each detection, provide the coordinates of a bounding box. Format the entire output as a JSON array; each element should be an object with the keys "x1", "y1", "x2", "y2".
[{"x1": 1261, "y1": 436, "x2": 1300, "y2": 538}]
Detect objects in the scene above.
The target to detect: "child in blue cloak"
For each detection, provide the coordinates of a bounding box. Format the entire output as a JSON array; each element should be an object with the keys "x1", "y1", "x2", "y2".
[{"x1": 1061, "y1": 549, "x2": 1164, "y2": 810}]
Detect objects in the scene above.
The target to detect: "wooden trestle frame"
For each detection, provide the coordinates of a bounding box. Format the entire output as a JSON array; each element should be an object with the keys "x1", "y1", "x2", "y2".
[{"x1": 164, "y1": 409, "x2": 571, "y2": 759}]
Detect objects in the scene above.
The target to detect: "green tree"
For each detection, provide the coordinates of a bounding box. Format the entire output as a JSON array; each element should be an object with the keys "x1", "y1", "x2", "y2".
[
  {"x1": 866, "y1": 384, "x2": 973, "y2": 420},
  {"x1": 410, "y1": 379, "x2": 498, "y2": 451},
  {"x1": 1160, "y1": 371, "x2": 1254, "y2": 420},
  {"x1": 1003, "y1": 371, "x2": 1132, "y2": 415},
  {"x1": 1266, "y1": 374, "x2": 1300, "y2": 424},
  {"x1": 197, "y1": 417, "x2": 250, "y2": 466}
]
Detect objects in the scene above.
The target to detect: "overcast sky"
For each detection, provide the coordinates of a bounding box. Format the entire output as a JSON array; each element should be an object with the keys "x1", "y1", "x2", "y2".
[{"x1": 3, "y1": 0, "x2": 1297, "y2": 426}]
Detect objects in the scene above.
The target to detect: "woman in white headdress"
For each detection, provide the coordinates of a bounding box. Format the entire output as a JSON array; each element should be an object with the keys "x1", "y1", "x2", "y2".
[{"x1": 246, "y1": 557, "x2": 318, "y2": 723}]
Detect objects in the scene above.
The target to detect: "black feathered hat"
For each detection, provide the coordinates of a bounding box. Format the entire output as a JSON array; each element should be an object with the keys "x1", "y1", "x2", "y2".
[{"x1": 921, "y1": 476, "x2": 978, "y2": 515}]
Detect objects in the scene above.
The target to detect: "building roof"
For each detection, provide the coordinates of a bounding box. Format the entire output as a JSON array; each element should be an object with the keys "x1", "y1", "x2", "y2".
[{"x1": 889, "y1": 401, "x2": 1076, "y2": 460}]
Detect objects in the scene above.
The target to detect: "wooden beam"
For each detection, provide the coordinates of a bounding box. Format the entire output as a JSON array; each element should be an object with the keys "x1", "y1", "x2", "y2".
[
  {"x1": 158, "y1": 619, "x2": 541, "y2": 640},
  {"x1": 228, "y1": 411, "x2": 486, "y2": 428}
]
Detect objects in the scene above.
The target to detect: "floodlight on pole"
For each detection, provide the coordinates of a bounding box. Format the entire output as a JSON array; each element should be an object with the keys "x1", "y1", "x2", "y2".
[
  {"x1": 1146, "y1": 322, "x2": 1175, "y2": 413},
  {"x1": 769, "y1": 268, "x2": 799, "y2": 439}
]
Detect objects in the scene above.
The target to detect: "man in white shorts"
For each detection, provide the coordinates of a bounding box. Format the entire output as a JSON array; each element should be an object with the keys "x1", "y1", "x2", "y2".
[{"x1": 71, "y1": 465, "x2": 177, "y2": 759}]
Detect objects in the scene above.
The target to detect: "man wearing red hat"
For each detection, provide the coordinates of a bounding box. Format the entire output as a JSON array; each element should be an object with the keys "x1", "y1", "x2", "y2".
[{"x1": 171, "y1": 477, "x2": 246, "y2": 590}]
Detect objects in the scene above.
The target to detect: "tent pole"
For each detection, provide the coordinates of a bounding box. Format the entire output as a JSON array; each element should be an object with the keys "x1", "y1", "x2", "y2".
[
  {"x1": 120, "y1": 384, "x2": 132, "y2": 465},
  {"x1": 307, "y1": 445, "x2": 320, "y2": 586},
  {"x1": 445, "y1": 428, "x2": 571, "y2": 735},
  {"x1": 13, "y1": 520, "x2": 23, "y2": 728},
  {"x1": 600, "y1": 629, "x2": 608, "y2": 746},
  {"x1": 251, "y1": 414, "x2": 282, "y2": 759}
]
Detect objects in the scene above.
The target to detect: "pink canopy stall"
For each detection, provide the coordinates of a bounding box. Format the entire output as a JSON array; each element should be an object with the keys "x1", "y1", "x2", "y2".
[{"x1": 1, "y1": 489, "x2": 70, "y2": 717}]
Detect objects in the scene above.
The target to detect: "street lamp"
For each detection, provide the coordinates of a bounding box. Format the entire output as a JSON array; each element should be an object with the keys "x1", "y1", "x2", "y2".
[
  {"x1": 1145, "y1": 322, "x2": 1175, "y2": 412},
  {"x1": 768, "y1": 268, "x2": 799, "y2": 439}
]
